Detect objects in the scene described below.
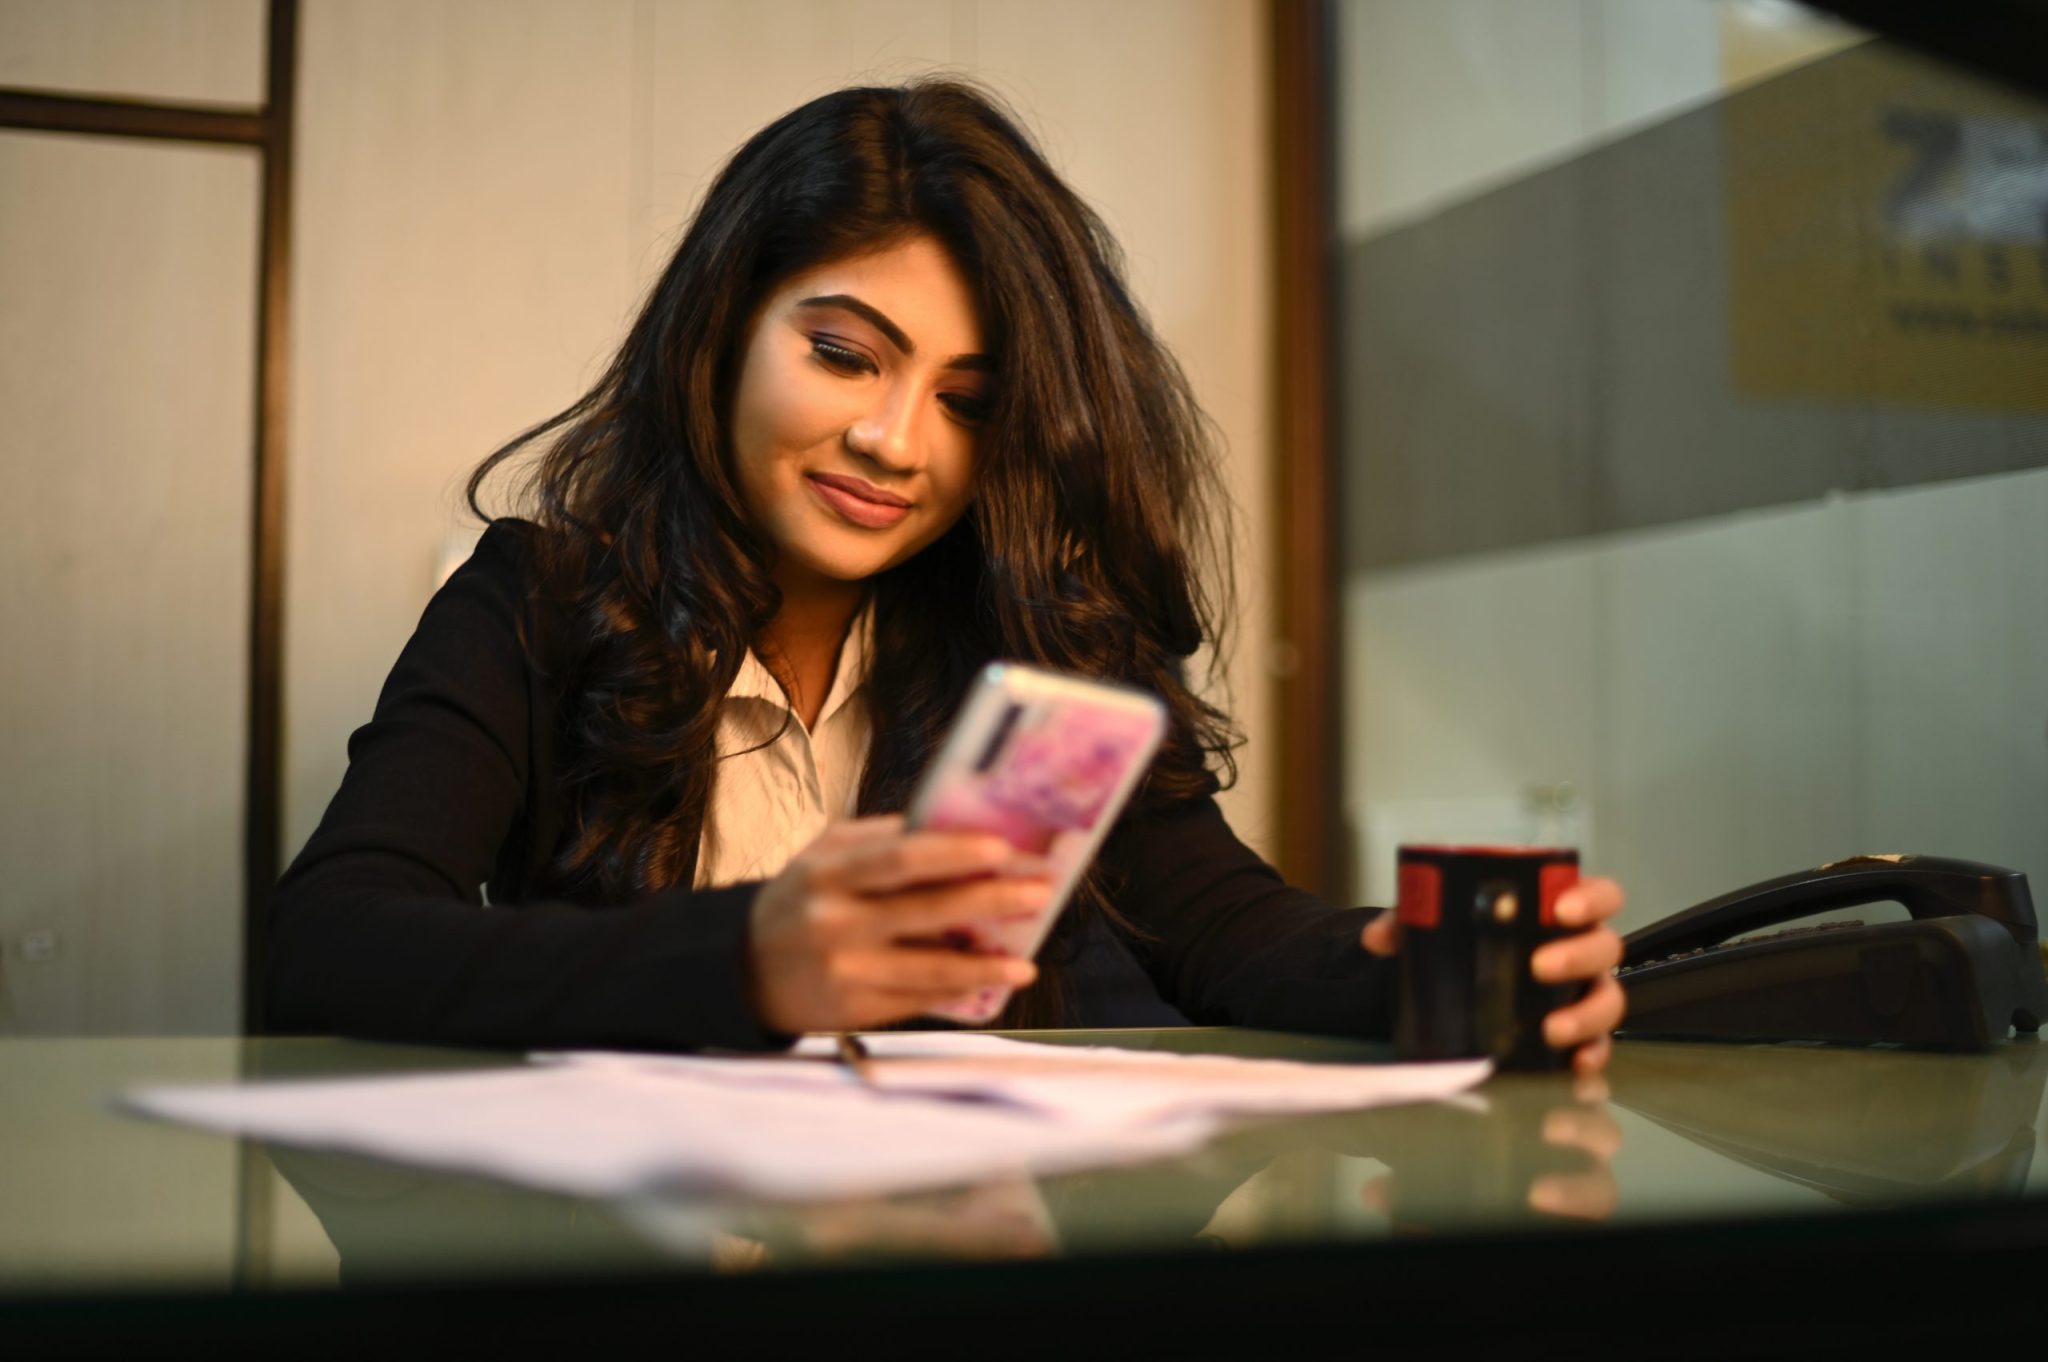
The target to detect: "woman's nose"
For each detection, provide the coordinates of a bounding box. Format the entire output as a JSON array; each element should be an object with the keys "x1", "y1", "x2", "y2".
[{"x1": 848, "y1": 382, "x2": 920, "y2": 470}]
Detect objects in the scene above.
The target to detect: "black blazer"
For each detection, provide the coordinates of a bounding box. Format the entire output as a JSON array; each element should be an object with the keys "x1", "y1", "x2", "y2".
[{"x1": 267, "y1": 520, "x2": 1395, "y2": 1051}]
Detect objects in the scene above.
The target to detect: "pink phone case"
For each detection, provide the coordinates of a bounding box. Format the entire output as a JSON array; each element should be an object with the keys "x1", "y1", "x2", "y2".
[{"x1": 903, "y1": 664, "x2": 1167, "y2": 1023}]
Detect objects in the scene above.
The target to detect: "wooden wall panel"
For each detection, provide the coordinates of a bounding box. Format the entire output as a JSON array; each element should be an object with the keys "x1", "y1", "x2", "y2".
[
  {"x1": 0, "y1": 132, "x2": 258, "y2": 1032},
  {"x1": 0, "y1": 0, "x2": 264, "y2": 106}
]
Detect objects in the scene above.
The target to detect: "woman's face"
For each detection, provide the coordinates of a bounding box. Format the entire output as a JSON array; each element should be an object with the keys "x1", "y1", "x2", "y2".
[{"x1": 729, "y1": 233, "x2": 993, "y2": 592}]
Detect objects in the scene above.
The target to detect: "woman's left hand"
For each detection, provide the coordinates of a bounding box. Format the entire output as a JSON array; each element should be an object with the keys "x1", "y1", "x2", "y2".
[{"x1": 1361, "y1": 878, "x2": 1629, "y2": 1075}]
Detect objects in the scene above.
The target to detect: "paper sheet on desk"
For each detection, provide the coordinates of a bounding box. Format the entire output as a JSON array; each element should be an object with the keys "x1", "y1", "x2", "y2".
[
  {"x1": 557, "y1": 1033, "x2": 1493, "y2": 1130},
  {"x1": 124, "y1": 1036, "x2": 1489, "y2": 1203},
  {"x1": 125, "y1": 1063, "x2": 1211, "y2": 1201}
]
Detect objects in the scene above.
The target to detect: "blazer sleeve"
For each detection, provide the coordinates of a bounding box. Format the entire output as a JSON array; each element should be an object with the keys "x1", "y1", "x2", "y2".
[
  {"x1": 1103, "y1": 790, "x2": 1398, "y2": 1038},
  {"x1": 265, "y1": 522, "x2": 790, "y2": 1053}
]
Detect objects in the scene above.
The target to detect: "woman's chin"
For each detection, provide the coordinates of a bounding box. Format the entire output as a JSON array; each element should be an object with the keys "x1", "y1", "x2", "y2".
[{"x1": 781, "y1": 538, "x2": 904, "y2": 587}]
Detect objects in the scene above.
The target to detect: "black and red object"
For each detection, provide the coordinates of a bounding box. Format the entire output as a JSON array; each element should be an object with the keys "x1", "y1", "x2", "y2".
[{"x1": 1395, "y1": 844, "x2": 1585, "y2": 1072}]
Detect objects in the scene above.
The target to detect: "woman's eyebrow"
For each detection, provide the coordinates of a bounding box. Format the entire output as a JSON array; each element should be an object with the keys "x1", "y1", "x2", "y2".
[{"x1": 795, "y1": 294, "x2": 993, "y2": 371}]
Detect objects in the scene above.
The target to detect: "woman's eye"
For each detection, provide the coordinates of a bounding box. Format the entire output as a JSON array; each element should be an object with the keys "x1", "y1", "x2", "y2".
[
  {"x1": 809, "y1": 338, "x2": 874, "y2": 375},
  {"x1": 941, "y1": 391, "x2": 993, "y2": 425}
]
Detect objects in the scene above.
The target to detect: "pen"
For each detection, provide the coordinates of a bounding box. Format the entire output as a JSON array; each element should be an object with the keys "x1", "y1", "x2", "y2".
[{"x1": 834, "y1": 1031, "x2": 876, "y2": 1086}]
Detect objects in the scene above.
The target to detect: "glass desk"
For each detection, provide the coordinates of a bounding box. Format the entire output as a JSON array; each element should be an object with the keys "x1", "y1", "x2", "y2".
[{"x1": 5, "y1": 1029, "x2": 2047, "y2": 1349}]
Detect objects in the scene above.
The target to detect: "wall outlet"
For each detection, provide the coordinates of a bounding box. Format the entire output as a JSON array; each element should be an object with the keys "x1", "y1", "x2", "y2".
[{"x1": 17, "y1": 929, "x2": 59, "y2": 963}]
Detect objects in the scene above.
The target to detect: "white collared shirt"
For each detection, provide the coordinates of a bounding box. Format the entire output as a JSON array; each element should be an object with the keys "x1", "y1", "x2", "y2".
[{"x1": 693, "y1": 605, "x2": 874, "y2": 889}]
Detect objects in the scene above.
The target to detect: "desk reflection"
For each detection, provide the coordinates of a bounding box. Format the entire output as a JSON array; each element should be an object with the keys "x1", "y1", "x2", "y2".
[
  {"x1": 1355, "y1": 1074, "x2": 1621, "y2": 1229},
  {"x1": 1611, "y1": 1036, "x2": 2048, "y2": 1204}
]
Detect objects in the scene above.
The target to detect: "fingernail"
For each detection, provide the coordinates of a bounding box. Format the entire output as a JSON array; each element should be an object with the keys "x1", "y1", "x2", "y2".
[
  {"x1": 1005, "y1": 960, "x2": 1037, "y2": 985},
  {"x1": 1530, "y1": 948, "x2": 1558, "y2": 982},
  {"x1": 1545, "y1": 1014, "x2": 1576, "y2": 1048},
  {"x1": 1556, "y1": 894, "x2": 1584, "y2": 926}
]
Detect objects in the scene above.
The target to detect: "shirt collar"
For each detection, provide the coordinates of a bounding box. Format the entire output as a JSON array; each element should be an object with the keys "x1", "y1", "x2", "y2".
[{"x1": 726, "y1": 599, "x2": 874, "y2": 730}]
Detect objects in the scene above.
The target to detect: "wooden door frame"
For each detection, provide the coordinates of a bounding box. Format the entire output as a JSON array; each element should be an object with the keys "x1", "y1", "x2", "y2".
[{"x1": 1269, "y1": 0, "x2": 1342, "y2": 899}]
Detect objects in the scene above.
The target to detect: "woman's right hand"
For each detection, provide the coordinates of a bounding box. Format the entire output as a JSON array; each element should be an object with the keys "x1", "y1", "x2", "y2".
[{"x1": 746, "y1": 814, "x2": 1049, "y2": 1035}]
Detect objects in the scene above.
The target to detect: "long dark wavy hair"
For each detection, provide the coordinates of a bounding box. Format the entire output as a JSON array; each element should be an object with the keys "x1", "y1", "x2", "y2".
[{"x1": 466, "y1": 79, "x2": 1240, "y2": 1026}]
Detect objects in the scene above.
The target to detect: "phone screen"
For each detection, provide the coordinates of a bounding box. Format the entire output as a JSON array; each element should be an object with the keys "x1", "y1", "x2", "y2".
[
  {"x1": 919, "y1": 697, "x2": 1159, "y2": 864},
  {"x1": 906, "y1": 669, "x2": 1165, "y2": 1022}
]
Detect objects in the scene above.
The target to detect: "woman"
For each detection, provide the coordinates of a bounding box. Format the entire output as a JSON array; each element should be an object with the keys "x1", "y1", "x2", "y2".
[{"x1": 269, "y1": 80, "x2": 1626, "y2": 1066}]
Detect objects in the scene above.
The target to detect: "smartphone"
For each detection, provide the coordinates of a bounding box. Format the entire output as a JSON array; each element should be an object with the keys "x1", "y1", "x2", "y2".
[{"x1": 903, "y1": 662, "x2": 1168, "y2": 1023}]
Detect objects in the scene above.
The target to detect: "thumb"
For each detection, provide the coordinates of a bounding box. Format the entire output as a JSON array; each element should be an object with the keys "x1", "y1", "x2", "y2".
[{"x1": 1361, "y1": 910, "x2": 1400, "y2": 957}]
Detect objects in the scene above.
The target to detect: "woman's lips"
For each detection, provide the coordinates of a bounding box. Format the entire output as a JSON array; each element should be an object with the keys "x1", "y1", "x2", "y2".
[{"x1": 806, "y1": 472, "x2": 911, "y2": 529}]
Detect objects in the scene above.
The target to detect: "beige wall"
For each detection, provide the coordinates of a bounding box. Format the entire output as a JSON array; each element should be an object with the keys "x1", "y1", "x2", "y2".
[{"x1": 284, "y1": 0, "x2": 1280, "y2": 864}]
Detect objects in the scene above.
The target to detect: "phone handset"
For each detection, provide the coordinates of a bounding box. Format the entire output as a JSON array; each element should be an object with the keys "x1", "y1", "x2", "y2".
[{"x1": 1622, "y1": 855, "x2": 2039, "y2": 965}]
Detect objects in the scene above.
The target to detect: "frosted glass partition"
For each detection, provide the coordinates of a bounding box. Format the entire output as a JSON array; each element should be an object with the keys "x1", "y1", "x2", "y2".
[
  {"x1": 1332, "y1": 1, "x2": 2048, "y2": 928},
  {"x1": 0, "y1": 0, "x2": 265, "y2": 106},
  {"x1": 0, "y1": 131, "x2": 258, "y2": 1033}
]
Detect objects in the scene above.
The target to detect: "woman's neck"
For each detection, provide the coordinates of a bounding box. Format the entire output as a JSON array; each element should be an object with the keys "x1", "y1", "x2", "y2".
[{"x1": 756, "y1": 565, "x2": 867, "y2": 732}]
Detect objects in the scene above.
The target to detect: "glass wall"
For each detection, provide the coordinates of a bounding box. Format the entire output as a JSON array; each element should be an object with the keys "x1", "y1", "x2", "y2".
[{"x1": 1333, "y1": 0, "x2": 2048, "y2": 927}]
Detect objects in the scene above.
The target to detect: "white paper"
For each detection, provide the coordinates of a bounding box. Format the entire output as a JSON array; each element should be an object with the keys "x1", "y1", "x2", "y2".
[
  {"x1": 558, "y1": 1033, "x2": 1494, "y2": 1130},
  {"x1": 124, "y1": 1035, "x2": 1489, "y2": 1203},
  {"x1": 124, "y1": 1062, "x2": 1211, "y2": 1202}
]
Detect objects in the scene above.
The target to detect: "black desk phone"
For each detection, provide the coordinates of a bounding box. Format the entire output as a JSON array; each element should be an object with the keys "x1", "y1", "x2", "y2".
[{"x1": 1617, "y1": 855, "x2": 2048, "y2": 1051}]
